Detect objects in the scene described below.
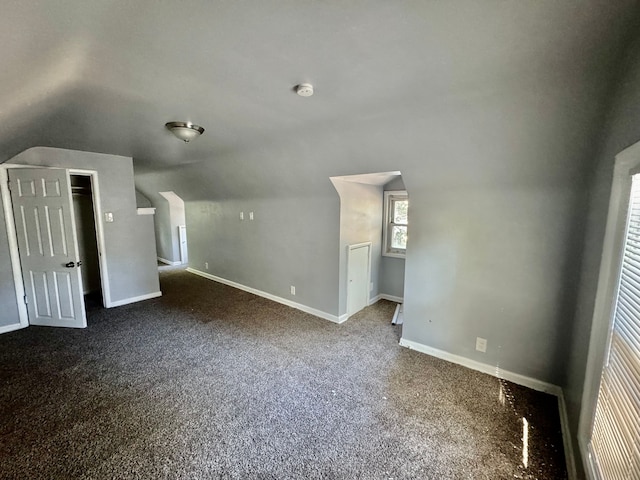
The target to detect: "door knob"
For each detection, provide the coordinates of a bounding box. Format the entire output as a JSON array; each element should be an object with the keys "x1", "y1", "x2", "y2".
[{"x1": 65, "y1": 262, "x2": 75, "y2": 268}]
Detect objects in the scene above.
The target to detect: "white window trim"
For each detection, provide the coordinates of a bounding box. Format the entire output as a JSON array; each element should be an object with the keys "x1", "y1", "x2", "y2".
[
  {"x1": 383, "y1": 190, "x2": 408, "y2": 258},
  {"x1": 578, "y1": 139, "x2": 640, "y2": 479}
]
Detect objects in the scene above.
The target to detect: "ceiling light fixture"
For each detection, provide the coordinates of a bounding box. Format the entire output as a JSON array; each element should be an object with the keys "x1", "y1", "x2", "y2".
[
  {"x1": 165, "y1": 121, "x2": 205, "y2": 142},
  {"x1": 296, "y1": 83, "x2": 314, "y2": 97}
]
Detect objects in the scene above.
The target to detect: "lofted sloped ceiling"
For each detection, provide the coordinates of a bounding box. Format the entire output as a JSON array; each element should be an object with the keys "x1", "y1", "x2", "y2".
[{"x1": 1, "y1": 1, "x2": 639, "y2": 200}]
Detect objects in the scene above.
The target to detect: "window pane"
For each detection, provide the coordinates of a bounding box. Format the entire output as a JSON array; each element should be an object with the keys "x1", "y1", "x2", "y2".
[
  {"x1": 391, "y1": 226, "x2": 407, "y2": 249},
  {"x1": 393, "y1": 200, "x2": 408, "y2": 224}
]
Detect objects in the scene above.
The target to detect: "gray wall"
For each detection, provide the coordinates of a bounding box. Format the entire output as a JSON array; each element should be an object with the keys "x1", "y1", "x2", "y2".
[
  {"x1": 332, "y1": 179, "x2": 383, "y2": 316},
  {"x1": 138, "y1": 154, "x2": 585, "y2": 385},
  {"x1": 563, "y1": 33, "x2": 640, "y2": 475},
  {"x1": 401, "y1": 183, "x2": 583, "y2": 383},
  {"x1": 135, "y1": 190, "x2": 152, "y2": 208},
  {"x1": 180, "y1": 196, "x2": 340, "y2": 316},
  {"x1": 0, "y1": 147, "x2": 160, "y2": 319},
  {"x1": 379, "y1": 257, "x2": 405, "y2": 299},
  {"x1": 380, "y1": 176, "x2": 406, "y2": 299},
  {"x1": 0, "y1": 198, "x2": 19, "y2": 328}
]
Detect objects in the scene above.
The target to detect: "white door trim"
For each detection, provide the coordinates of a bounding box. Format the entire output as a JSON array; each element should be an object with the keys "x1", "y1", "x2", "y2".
[
  {"x1": 68, "y1": 169, "x2": 112, "y2": 308},
  {"x1": 1, "y1": 166, "x2": 31, "y2": 330},
  {"x1": 0, "y1": 165, "x2": 112, "y2": 330},
  {"x1": 6, "y1": 166, "x2": 88, "y2": 327},
  {"x1": 346, "y1": 241, "x2": 372, "y2": 319}
]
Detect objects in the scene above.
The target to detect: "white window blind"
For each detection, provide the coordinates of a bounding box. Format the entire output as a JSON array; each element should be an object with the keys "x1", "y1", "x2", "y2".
[{"x1": 590, "y1": 174, "x2": 640, "y2": 480}]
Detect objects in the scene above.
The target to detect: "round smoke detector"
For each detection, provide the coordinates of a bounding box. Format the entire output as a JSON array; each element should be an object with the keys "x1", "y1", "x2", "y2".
[{"x1": 296, "y1": 83, "x2": 314, "y2": 97}]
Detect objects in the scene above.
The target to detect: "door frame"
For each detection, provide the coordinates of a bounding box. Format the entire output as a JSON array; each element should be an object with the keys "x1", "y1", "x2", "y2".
[
  {"x1": 68, "y1": 169, "x2": 111, "y2": 308},
  {"x1": 0, "y1": 166, "x2": 28, "y2": 333},
  {"x1": 0, "y1": 165, "x2": 111, "y2": 331},
  {"x1": 346, "y1": 241, "x2": 372, "y2": 318}
]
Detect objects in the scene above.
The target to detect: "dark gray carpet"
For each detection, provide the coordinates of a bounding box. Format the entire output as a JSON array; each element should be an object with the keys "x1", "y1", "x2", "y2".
[{"x1": 0, "y1": 267, "x2": 566, "y2": 479}]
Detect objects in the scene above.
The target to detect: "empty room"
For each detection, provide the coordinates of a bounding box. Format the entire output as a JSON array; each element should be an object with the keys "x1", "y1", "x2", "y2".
[{"x1": 1, "y1": 1, "x2": 640, "y2": 479}]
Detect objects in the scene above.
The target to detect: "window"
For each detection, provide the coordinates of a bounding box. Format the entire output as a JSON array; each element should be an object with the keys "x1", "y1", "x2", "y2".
[
  {"x1": 383, "y1": 191, "x2": 408, "y2": 257},
  {"x1": 588, "y1": 174, "x2": 640, "y2": 480},
  {"x1": 580, "y1": 142, "x2": 640, "y2": 480}
]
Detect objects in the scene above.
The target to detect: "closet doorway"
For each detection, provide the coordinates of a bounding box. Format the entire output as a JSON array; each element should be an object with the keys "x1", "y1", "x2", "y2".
[{"x1": 71, "y1": 174, "x2": 102, "y2": 308}]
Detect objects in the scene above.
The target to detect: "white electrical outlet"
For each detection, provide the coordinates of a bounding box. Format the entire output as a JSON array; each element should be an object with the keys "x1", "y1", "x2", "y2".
[
  {"x1": 240, "y1": 212, "x2": 244, "y2": 220},
  {"x1": 476, "y1": 337, "x2": 487, "y2": 353},
  {"x1": 369, "y1": 282, "x2": 374, "y2": 291},
  {"x1": 290, "y1": 286, "x2": 296, "y2": 295},
  {"x1": 205, "y1": 262, "x2": 209, "y2": 270},
  {"x1": 104, "y1": 212, "x2": 114, "y2": 223},
  {"x1": 249, "y1": 211, "x2": 254, "y2": 220}
]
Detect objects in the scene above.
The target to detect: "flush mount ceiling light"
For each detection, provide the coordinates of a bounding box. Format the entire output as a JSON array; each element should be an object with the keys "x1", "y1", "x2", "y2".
[
  {"x1": 165, "y1": 121, "x2": 205, "y2": 142},
  {"x1": 296, "y1": 83, "x2": 314, "y2": 97}
]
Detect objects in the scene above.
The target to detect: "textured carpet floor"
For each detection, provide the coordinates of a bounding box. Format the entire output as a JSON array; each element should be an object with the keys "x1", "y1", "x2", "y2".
[{"x1": 0, "y1": 267, "x2": 566, "y2": 479}]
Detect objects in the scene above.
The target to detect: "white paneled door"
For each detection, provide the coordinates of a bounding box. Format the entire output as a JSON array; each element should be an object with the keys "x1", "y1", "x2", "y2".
[
  {"x1": 8, "y1": 168, "x2": 86, "y2": 328},
  {"x1": 347, "y1": 243, "x2": 371, "y2": 317}
]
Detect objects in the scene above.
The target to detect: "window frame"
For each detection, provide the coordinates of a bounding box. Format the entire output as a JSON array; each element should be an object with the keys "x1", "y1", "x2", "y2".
[
  {"x1": 579, "y1": 140, "x2": 640, "y2": 480},
  {"x1": 383, "y1": 190, "x2": 408, "y2": 258}
]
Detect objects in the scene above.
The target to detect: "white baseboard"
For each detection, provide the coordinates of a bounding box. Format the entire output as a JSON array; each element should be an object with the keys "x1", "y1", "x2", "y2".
[
  {"x1": 187, "y1": 268, "x2": 343, "y2": 324},
  {"x1": 157, "y1": 257, "x2": 181, "y2": 266},
  {"x1": 0, "y1": 322, "x2": 28, "y2": 335},
  {"x1": 368, "y1": 294, "x2": 381, "y2": 305},
  {"x1": 399, "y1": 337, "x2": 561, "y2": 394},
  {"x1": 369, "y1": 294, "x2": 403, "y2": 305},
  {"x1": 108, "y1": 291, "x2": 162, "y2": 308},
  {"x1": 382, "y1": 294, "x2": 404, "y2": 303},
  {"x1": 398, "y1": 337, "x2": 576, "y2": 478}
]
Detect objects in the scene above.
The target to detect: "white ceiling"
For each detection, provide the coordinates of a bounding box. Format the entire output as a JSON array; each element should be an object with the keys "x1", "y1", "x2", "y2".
[{"x1": 1, "y1": 1, "x2": 639, "y2": 197}]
